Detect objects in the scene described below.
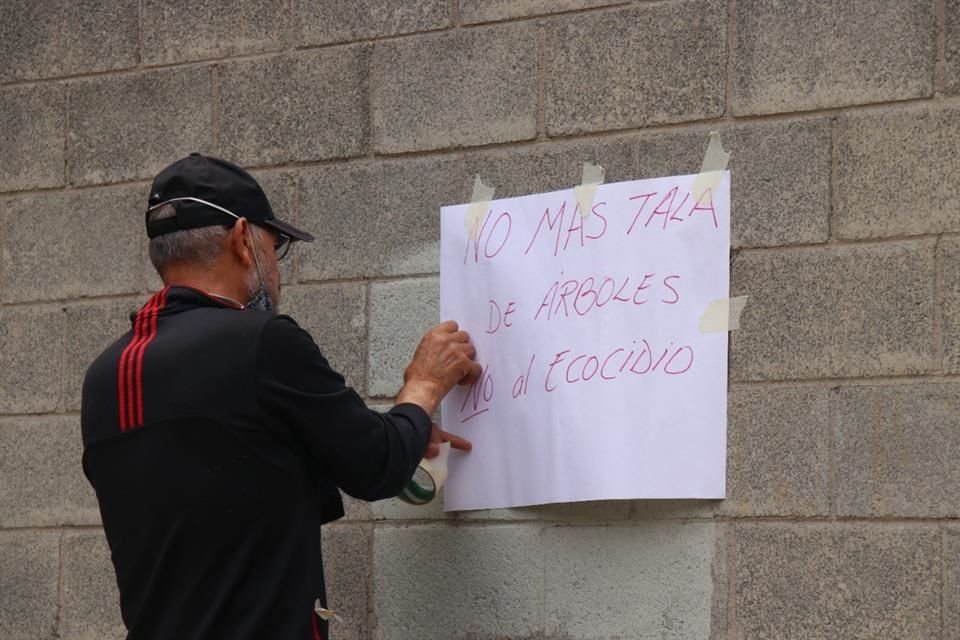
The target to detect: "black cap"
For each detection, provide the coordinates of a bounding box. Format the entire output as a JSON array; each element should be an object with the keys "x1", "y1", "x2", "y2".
[{"x1": 145, "y1": 153, "x2": 314, "y2": 242}]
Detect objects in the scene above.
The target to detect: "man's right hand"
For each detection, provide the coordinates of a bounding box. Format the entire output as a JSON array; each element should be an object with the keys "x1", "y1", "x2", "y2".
[{"x1": 396, "y1": 321, "x2": 482, "y2": 416}]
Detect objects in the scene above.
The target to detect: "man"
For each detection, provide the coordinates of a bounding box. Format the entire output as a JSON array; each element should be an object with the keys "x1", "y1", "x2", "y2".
[{"x1": 81, "y1": 153, "x2": 480, "y2": 639}]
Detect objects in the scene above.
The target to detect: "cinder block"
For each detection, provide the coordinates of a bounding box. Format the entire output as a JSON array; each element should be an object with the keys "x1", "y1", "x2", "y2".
[
  {"x1": 459, "y1": 499, "x2": 630, "y2": 522},
  {"x1": 368, "y1": 278, "x2": 438, "y2": 397},
  {"x1": 730, "y1": 241, "x2": 935, "y2": 381},
  {"x1": 219, "y1": 48, "x2": 368, "y2": 166},
  {"x1": 0, "y1": 530, "x2": 60, "y2": 640},
  {"x1": 452, "y1": 505, "x2": 539, "y2": 521},
  {"x1": 297, "y1": 0, "x2": 451, "y2": 45},
  {"x1": 629, "y1": 500, "x2": 720, "y2": 520},
  {"x1": 536, "y1": 501, "x2": 631, "y2": 522},
  {"x1": 372, "y1": 524, "x2": 543, "y2": 639},
  {"x1": 65, "y1": 299, "x2": 140, "y2": 411},
  {"x1": 836, "y1": 106, "x2": 960, "y2": 239},
  {"x1": 545, "y1": 2, "x2": 725, "y2": 136},
  {"x1": 298, "y1": 156, "x2": 467, "y2": 280},
  {"x1": 0, "y1": 0, "x2": 138, "y2": 82},
  {"x1": 723, "y1": 387, "x2": 830, "y2": 516},
  {"x1": 946, "y1": 526, "x2": 960, "y2": 637},
  {"x1": 836, "y1": 383, "x2": 960, "y2": 517},
  {"x1": 544, "y1": 523, "x2": 718, "y2": 639},
  {"x1": 142, "y1": 0, "x2": 292, "y2": 65},
  {"x1": 370, "y1": 490, "x2": 453, "y2": 521},
  {"x1": 947, "y1": 0, "x2": 960, "y2": 93},
  {"x1": 734, "y1": 524, "x2": 940, "y2": 639},
  {"x1": 281, "y1": 283, "x2": 368, "y2": 394},
  {"x1": 68, "y1": 68, "x2": 214, "y2": 186},
  {"x1": 0, "y1": 305, "x2": 64, "y2": 413},
  {"x1": 341, "y1": 491, "x2": 373, "y2": 521},
  {"x1": 3, "y1": 186, "x2": 143, "y2": 303},
  {"x1": 463, "y1": 136, "x2": 636, "y2": 199},
  {"x1": 460, "y1": 0, "x2": 625, "y2": 24},
  {"x1": 943, "y1": 237, "x2": 960, "y2": 373},
  {"x1": 636, "y1": 120, "x2": 831, "y2": 248},
  {"x1": 371, "y1": 25, "x2": 537, "y2": 153},
  {"x1": 0, "y1": 416, "x2": 100, "y2": 527},
  {"x1": 322, "y1": 524, "x2": 373, "y2": 640},
  {"x1": 60, "y1": 531, "x2": 125, "y2": 640},
  {"x1": 732, "y1": 0, "x2": 933, "y2": 115},
  {"x1": 0, "y1": 84, "x2": 66, "y2": 191}
]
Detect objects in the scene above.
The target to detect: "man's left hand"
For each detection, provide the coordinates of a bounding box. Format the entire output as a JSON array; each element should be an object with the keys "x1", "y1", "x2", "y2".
[{"x1": 424, "y1": 423, "x2": 472, "y2": 458}]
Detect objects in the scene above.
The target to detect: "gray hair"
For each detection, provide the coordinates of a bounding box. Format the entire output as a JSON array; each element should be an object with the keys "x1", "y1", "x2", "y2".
[{"x1": 147, "y1": 203, "x2": 231, "y2": 273}]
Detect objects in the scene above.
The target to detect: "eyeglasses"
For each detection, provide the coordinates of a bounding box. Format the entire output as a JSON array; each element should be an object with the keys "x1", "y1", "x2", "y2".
[
  {"x1": 273, "y1": 232, "x2": 291, "y2": 261},
  {"x1": 148, "y1": 196, "x2": 293, "y2": 261}
]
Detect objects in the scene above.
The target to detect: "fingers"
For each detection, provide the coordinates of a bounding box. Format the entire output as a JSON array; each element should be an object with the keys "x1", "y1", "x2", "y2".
[
  {"x1": 435, "y1": 320, "x2": 459, "y2": 333},
  {"x1": 453, "y1": 333, "x2": 477, "y2": 365},
  {"x1": 450, "y1": 328, "x2": 479, "y2": 384},
  {"x1": 430, "y1": 424, "x2": 473, "y2": 454},
  {"x1": 459, "y1": 360, "x2": 483, "y2": 385},
  {"x1": 435, "y1": 427, "x2": 473, "y2": 452}
]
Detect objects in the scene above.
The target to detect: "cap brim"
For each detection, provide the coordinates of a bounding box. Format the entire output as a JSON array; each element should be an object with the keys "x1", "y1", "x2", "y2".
[{"x1": 262, "y1": 217, "x2": 314, "y2": 242}]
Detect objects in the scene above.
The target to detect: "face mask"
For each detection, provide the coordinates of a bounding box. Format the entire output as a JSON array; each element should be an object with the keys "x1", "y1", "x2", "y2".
[
  {"x1": 246, "y1": 283, "x2": 274, "y2": 312},
  {"x1": 244, "y1": 226, "x2": 276, "y2": 312}
]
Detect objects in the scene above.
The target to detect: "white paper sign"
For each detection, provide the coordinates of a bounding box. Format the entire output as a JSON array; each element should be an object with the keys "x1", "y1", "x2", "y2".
[{"x1": 440, "y1": 172, "x2": 730, "y2": 511}]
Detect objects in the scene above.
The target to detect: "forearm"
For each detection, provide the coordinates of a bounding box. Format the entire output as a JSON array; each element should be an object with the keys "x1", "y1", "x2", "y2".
[
  {"x1": 337, "y1": 405, "x2": 432, "y2": 500},
  {"x1": 395, "y1": 378, "x2": 445, "y2": 417}
]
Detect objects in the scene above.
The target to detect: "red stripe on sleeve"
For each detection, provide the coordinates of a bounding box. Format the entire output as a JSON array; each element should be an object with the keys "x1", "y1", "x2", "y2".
[
  {"x1": 125, "y1": 303, "x2": 149, "y2": 429},
  {"x1": 126, "y1": 294, "x2": 159, "y2": 429},
  {"x1": 117, "y1": 295, "x2": 157, "y2": 431},
  {"x1": 132, "y1": 287, "x2": 168, "y2": 427}
]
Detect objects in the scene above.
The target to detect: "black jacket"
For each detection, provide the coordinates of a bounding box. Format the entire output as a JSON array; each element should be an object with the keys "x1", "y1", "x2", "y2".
[{"x1": 81, "y1": 286, "x2": 431, "y2": 639}]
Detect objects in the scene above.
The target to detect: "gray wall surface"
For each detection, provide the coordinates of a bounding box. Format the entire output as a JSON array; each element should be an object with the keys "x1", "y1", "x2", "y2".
[{"x1": 1, "y1": 1, "x2": 958, "y2": 638}]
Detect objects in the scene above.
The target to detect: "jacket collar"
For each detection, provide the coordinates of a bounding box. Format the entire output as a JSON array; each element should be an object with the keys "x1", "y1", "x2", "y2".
[{"x1": 128, "y1": 286, "x2": 246, "y2": 323}]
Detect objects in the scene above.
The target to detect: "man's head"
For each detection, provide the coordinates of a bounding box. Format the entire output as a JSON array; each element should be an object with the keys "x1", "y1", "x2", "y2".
[{"x1": 145, "y1": 154, "x2": 313, "y2": 310}]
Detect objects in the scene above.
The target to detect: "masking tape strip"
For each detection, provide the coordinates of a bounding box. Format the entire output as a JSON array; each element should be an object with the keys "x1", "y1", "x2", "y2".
[
  {"x1": 574, "y1": 161, "x2": 605, "y2": 218},
  {"x1": 691, "y1": 131, "x2": 730, "y2": 203},
  {"x1": 314, "y1": 600, "x2": 344, "y2": 623},
  {"x1": 465, "y1": 176, "x2": 495, "y2": 240},
  {"x1": 699, "y1": 296, "x2": 749, "y2": 333},
  {"x1": 398, "y1": 441, "x2": 450, "y2": 505}
]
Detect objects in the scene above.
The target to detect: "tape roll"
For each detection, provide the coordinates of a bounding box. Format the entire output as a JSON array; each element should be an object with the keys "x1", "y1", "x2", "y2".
[{"x1": 398, "y1": 442, "x2": 450, "y2": 505}]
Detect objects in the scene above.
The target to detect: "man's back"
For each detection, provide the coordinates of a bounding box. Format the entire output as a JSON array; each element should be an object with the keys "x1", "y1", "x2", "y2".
[{"x1": 82, "y1": 286, "x2": 434, "y2": 639}]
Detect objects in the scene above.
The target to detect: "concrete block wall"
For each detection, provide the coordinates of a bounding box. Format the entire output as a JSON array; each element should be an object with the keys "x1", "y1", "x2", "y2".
[{"x1": 1, "y1": 1, "x2": 958, "y2": 638}]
